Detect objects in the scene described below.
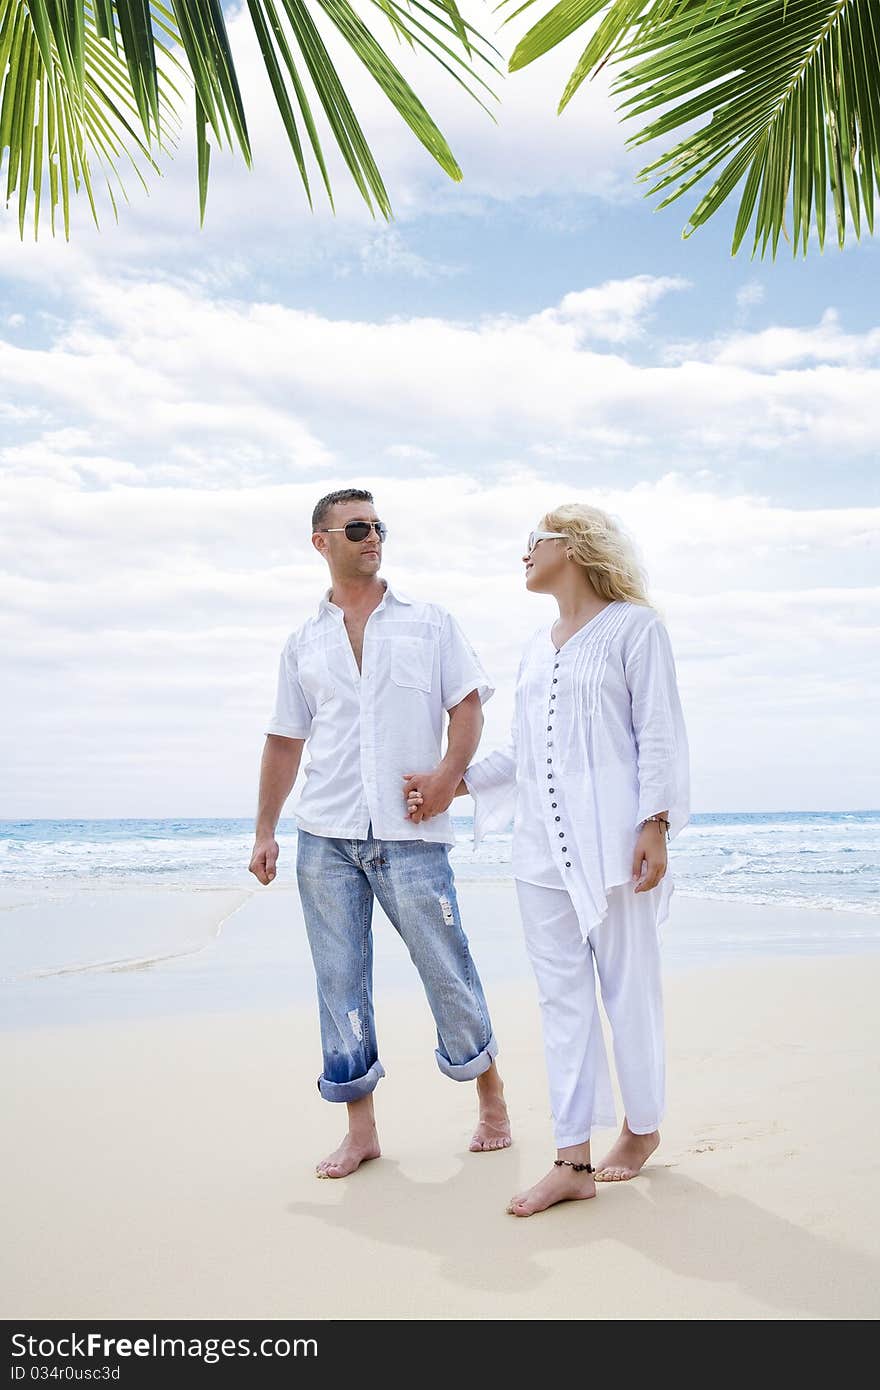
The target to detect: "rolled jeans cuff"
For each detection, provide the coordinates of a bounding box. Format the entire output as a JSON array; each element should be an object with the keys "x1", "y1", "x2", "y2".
[
  {"x1": 435, "y1": 1033, "x2": 498, "y2": 1082},
  {"x1": 317, "y1": 1060, "x2": 385, "y2": 1103}
]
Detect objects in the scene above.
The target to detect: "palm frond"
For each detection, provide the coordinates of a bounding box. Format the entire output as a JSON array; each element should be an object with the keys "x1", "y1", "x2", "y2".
[
  {"x1": 506, "y1": 0, "x2": 878, "y2": 255},
  {"x1": 0, "y1": 0, "x2": 179, "y2": 238},
  {"x1": 616, "y1": 0, "x2": 879, "y2": 255},
  {"x1": 507, "y1": 0, "x2": 687, "y2": 85},
  {"x1": 508, "y1": 0, "x2": 647, "y2": 78},
  {"x1": 241, "y1": 0, "x2": 500, "y2": 221},
  {"x1": 2, "y1": 0, "x2": 500, "y2": 236}
]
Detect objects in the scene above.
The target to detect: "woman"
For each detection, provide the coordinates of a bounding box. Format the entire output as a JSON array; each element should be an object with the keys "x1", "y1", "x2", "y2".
[{"x1": 408, "y1": 503, "x2": 689, "y2": 1217}]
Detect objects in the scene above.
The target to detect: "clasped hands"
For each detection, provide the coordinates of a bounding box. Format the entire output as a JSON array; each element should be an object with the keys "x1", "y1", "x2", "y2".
[{"x1": 403, "y1": 767, "x2": 460, "y2": 824}]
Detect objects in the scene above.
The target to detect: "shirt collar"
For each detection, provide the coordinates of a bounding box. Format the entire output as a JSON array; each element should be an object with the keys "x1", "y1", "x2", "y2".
[{"x1": 318, "y1": 578, "x2": 413, "y2": 616}]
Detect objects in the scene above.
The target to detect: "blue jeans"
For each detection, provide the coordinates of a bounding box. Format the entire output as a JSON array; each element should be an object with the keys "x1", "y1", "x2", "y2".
[{"x1": 296, "y1": 828, "x2": 498, "y2": 1102}]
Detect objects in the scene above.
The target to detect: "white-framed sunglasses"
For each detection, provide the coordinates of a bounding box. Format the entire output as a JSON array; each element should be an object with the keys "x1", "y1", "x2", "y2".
[{"x1": 527, "y1": 530, "x2": 566, "y2": 554}]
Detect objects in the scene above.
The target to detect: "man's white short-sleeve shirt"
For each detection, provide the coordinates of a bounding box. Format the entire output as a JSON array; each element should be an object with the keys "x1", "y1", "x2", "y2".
[{"x1": 267, "y1": 580, "x2": 494, "y2": 845}]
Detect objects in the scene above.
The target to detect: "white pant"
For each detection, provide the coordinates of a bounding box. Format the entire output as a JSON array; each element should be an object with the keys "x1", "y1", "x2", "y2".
[{"x1": 515, "y1": 879, "x2": 666, "y2": 1147}]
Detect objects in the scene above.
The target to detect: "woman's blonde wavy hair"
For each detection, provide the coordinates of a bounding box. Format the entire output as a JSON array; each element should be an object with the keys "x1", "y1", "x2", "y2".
[{"x1": 541, "y1": 503, "x2": 651, "y2": 606}]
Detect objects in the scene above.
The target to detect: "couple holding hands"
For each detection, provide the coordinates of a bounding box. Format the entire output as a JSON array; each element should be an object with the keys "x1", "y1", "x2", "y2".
[{"x1": 249, "y1": 487, "x2": 689, "y2": 1218}]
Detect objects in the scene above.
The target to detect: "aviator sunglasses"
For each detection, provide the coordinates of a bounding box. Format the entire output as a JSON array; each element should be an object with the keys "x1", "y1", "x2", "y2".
[{"x1": 316, "y1": 520, "x2": 388, "y2": 543}]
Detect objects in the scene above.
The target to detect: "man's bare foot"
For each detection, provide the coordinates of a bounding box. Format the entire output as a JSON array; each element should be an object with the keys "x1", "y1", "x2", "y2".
[
  {"x1": 470, "y1": 1065, "x2": 512, "y2": 1152},
  {"x1": 315, "y1": 1131, "x2": 381, "y2": 1179},
  {"x1": 594, "y1": 1122, "x2": 659, "y2": 1181},
  {"x1": 507, "y1": 1165, "x2": 596, "y2": 1218}
]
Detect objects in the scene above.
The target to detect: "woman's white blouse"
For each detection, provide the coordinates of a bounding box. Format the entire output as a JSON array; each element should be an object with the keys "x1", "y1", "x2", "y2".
[{"x1": 464, "y1": 601, "x2": 689, "y2": 941}]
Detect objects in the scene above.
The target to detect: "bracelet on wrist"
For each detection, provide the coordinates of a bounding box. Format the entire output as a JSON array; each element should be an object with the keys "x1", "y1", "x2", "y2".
[{"x1": 641, "y1": 815, "x2": 670, "y2": 835}]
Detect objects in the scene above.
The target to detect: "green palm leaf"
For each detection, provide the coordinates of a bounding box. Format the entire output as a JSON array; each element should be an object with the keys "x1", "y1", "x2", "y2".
[
  {"x1": 0, "y1": 0, "x2": 180, "y2": 238},
  {"x1": 242, "y1": 0, "x2": 500, "y2": 220},
  {"x1": 506, "y1": 0, "x2": 879, "y2": 256},
  {"x1": 1, "y1": 0, "x2": 500, "y2": 237}
]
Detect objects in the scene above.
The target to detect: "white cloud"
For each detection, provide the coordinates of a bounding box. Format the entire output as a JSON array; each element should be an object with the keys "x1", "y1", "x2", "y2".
[
  {"x1": 386, "y1": 444, "x2": 438, "y2": 461},
  {"x1": 3, "y1": 262, "x2": 878, "y2": 817},
  {"x1": 2, "y1": 466, "x2": 878, "y2": 817},
  {"x1": 683, "y1": 308, "x2": 880, "y2": 370},
  {"x1": 3, "y1": 272, "x2": 879, "y2": 487},
  {"x1": 736, "y1": 282, "x2": 765, "y2": 310},
  {"x1": 358, "y1": 229, "x2": 460, "y2": 279},
  {"x1": 542, "y1": 275, "x2": 689, "y2": 342}
]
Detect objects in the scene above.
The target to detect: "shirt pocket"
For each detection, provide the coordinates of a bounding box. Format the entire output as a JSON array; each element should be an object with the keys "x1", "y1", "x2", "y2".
[{"x1": 390, "y1": 636, "x2": 434, "y2": 693}]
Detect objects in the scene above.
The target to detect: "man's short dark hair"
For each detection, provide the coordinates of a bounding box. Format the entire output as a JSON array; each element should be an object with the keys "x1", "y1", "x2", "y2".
[{"x1": 312, "y1": 488, "x2": 374, "y2": 532}]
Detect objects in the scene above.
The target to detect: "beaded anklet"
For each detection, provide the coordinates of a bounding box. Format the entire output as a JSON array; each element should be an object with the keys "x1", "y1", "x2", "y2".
[{"x1": 554, "y1": 1159, "x2": 595, "y2": 1173}]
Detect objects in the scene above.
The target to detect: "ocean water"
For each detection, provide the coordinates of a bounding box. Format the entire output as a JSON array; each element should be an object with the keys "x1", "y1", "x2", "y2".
[
  {"x1": 1, "y1": 813, "x2": 878, "y2": 1020},
  {"x1": 1, "y1": 811, "x2": 878, "y2": 916}
]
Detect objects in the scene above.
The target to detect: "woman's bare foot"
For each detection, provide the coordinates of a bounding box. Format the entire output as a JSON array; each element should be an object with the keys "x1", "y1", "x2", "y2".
[
  {"x1": 470, "y1": 1063, "x2": 512, "y2": 1152},
  {"x1": 315, "y1": 1131, "x2": 381, "y2": 1179},
  {"x1": 594, "y1": 1121, "x2": 659, "y2": 1181},
  {"x1": 507, "y1": 1165, "x2": 596, "y2": 1217}
]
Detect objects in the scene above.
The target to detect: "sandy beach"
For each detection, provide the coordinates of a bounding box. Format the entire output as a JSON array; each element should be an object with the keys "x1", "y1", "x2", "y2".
[{"x1": 2, "y1": 884, "x2": 879, "y2": 1321}]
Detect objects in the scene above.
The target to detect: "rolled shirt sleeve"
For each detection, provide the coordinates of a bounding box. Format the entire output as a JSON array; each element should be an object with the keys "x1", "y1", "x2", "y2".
[
  {"x1": 265, "y1": 638, "x2": 313, "y2": 739},
  {"x1": 624, "y1": 618, "x2": 690, "y2": 839},
  {"x1": 439, "y1": 612, "x2": 495, "y2": 711}
]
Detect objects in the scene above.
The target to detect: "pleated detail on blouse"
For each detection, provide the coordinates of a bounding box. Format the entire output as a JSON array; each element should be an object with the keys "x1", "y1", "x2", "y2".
[{"x1": 571, "y1": 601, "x2": 632, "y2": 727}]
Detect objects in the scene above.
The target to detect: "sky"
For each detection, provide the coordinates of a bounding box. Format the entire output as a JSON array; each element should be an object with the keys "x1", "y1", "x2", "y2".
[{"x1": 1, "y1": 3, "x2": 878, "y2": 818}]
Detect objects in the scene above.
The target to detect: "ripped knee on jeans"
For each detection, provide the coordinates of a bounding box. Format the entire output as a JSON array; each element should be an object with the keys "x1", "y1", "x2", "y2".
[{"x1": 438, "y1": 894, "x2": 456, "y2": 926}]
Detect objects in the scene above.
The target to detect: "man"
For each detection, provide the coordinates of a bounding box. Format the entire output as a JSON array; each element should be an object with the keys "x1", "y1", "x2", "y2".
[{"x1": 249, "y1": 488, "x2": 511, "y2": 1178}]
